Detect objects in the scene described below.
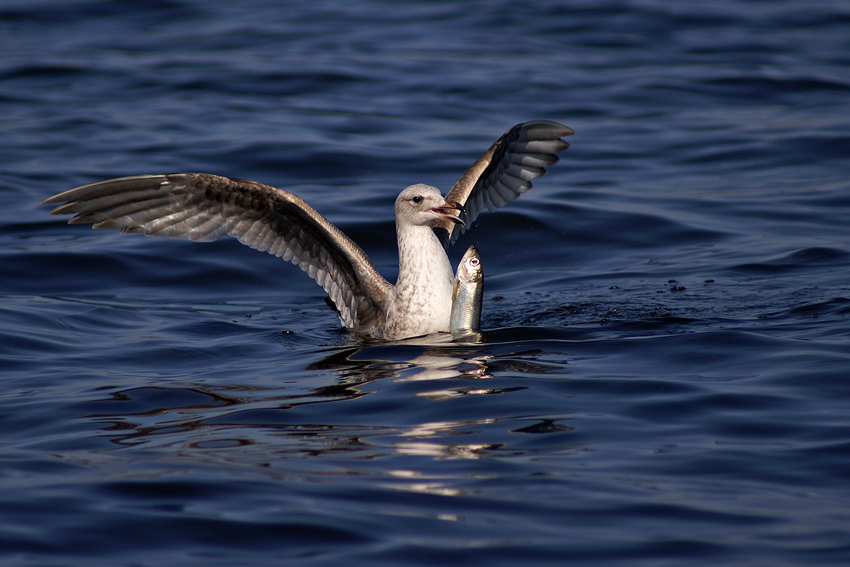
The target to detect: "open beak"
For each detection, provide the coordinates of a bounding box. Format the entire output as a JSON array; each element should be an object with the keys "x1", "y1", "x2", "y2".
[{"x1": 436, "y1": 200, "x2": 465, "y2": 226}]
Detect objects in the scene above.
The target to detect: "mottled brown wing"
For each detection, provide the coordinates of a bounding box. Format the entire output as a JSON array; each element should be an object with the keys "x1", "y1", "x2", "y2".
[
  {"x1": 433, "y1": 120, "x2": 574, "y2": 250},
  {"x1": 43, "y1": 173, "x2": 393, "y2": 331}
]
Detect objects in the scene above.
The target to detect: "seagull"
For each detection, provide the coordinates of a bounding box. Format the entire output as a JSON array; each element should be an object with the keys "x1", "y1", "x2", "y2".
[{"x1": 44, "y1": 120, "x2": 573, "y2": 340}]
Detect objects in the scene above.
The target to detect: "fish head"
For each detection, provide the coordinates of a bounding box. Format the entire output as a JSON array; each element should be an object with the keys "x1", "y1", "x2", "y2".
[{"x1": 456, "y1": 244, "x2": 483, "y2": 284}]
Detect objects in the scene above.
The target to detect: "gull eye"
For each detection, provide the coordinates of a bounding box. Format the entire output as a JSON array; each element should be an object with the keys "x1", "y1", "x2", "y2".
[{"x1": 411, "y1": 196, "x2": 423, "y2": 204}]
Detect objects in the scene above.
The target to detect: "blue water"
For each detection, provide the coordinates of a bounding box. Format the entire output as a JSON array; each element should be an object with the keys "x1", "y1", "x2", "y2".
[{"x1": 2, "y1": 1, "x2": 850, "y2": 565}]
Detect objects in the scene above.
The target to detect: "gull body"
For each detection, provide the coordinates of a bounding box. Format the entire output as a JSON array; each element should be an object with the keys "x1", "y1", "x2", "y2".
[
  {"x1": 43, "y1": 121, "x2": 573, "y2": 340},
  {"x1": 385, "y1": 184, "x2": 462, "y2": 338}
]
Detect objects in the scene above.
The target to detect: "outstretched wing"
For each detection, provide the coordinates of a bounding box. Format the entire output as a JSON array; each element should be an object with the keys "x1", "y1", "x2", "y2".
[
  {"x1": 433, "y1": 120, "x2": 574, "y2": 250},
  {"x1": 43, "y1": 173, "x2": 393, "y2": 331}
]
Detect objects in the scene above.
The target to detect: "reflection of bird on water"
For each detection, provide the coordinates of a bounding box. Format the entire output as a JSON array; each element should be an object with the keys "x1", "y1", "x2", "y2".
[{"x1": 44, "y1": 121, "x2": 573, "y2": 339}]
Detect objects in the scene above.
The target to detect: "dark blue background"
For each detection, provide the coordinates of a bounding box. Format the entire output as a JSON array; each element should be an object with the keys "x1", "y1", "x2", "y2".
[{"x1": 2, "y1": 1, "x2": 850, "y2": 565}]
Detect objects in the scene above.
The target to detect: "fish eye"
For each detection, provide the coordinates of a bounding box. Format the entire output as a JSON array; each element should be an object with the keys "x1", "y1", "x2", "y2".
[
  {"x1": 411, "y1": 196, "x2": 423, "y2": 204},
  {"x1": 469, "y1": 258, "x2": 479, "y2": 267}
]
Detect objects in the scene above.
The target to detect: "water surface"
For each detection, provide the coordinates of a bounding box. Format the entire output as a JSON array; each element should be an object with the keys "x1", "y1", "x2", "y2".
[{"x1": 2, "y1": 1, "x2": 850, "y2": 565}]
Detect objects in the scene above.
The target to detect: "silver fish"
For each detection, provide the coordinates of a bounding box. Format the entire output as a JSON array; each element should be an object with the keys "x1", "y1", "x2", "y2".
[{"x1": 450, "y1": 245, "x2": 484, "y2": 341}]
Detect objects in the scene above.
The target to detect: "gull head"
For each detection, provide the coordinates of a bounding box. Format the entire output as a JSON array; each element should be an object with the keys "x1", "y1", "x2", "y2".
[{"x1": 395, "y1": 184, "x2": 464, "y2": 228}]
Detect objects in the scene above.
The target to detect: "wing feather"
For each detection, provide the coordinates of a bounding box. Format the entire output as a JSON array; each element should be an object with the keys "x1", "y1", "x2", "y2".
[
  {"x1": 434, "y1": 120, "x2": 573, "y2": 249},
  {"x1": 492, "y1": 179, "x2": 520, "y2": 204},
  {"x1": 44, "y1": 173, "x2": 392, "y2": 332}
]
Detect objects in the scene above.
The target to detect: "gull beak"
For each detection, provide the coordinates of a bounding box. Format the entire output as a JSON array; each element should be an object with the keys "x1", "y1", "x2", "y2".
[{"x1": 438, "y1": 200, "x2": 465, "y2": 226}]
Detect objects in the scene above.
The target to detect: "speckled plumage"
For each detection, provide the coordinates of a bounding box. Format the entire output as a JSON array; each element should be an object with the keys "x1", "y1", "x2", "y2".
[
  {"x1": 386, "y1": 184, "x2": 458, "y2": 337},
  {"x1": 43, "y1": 121, "x2": 573, "y2": 339}
]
